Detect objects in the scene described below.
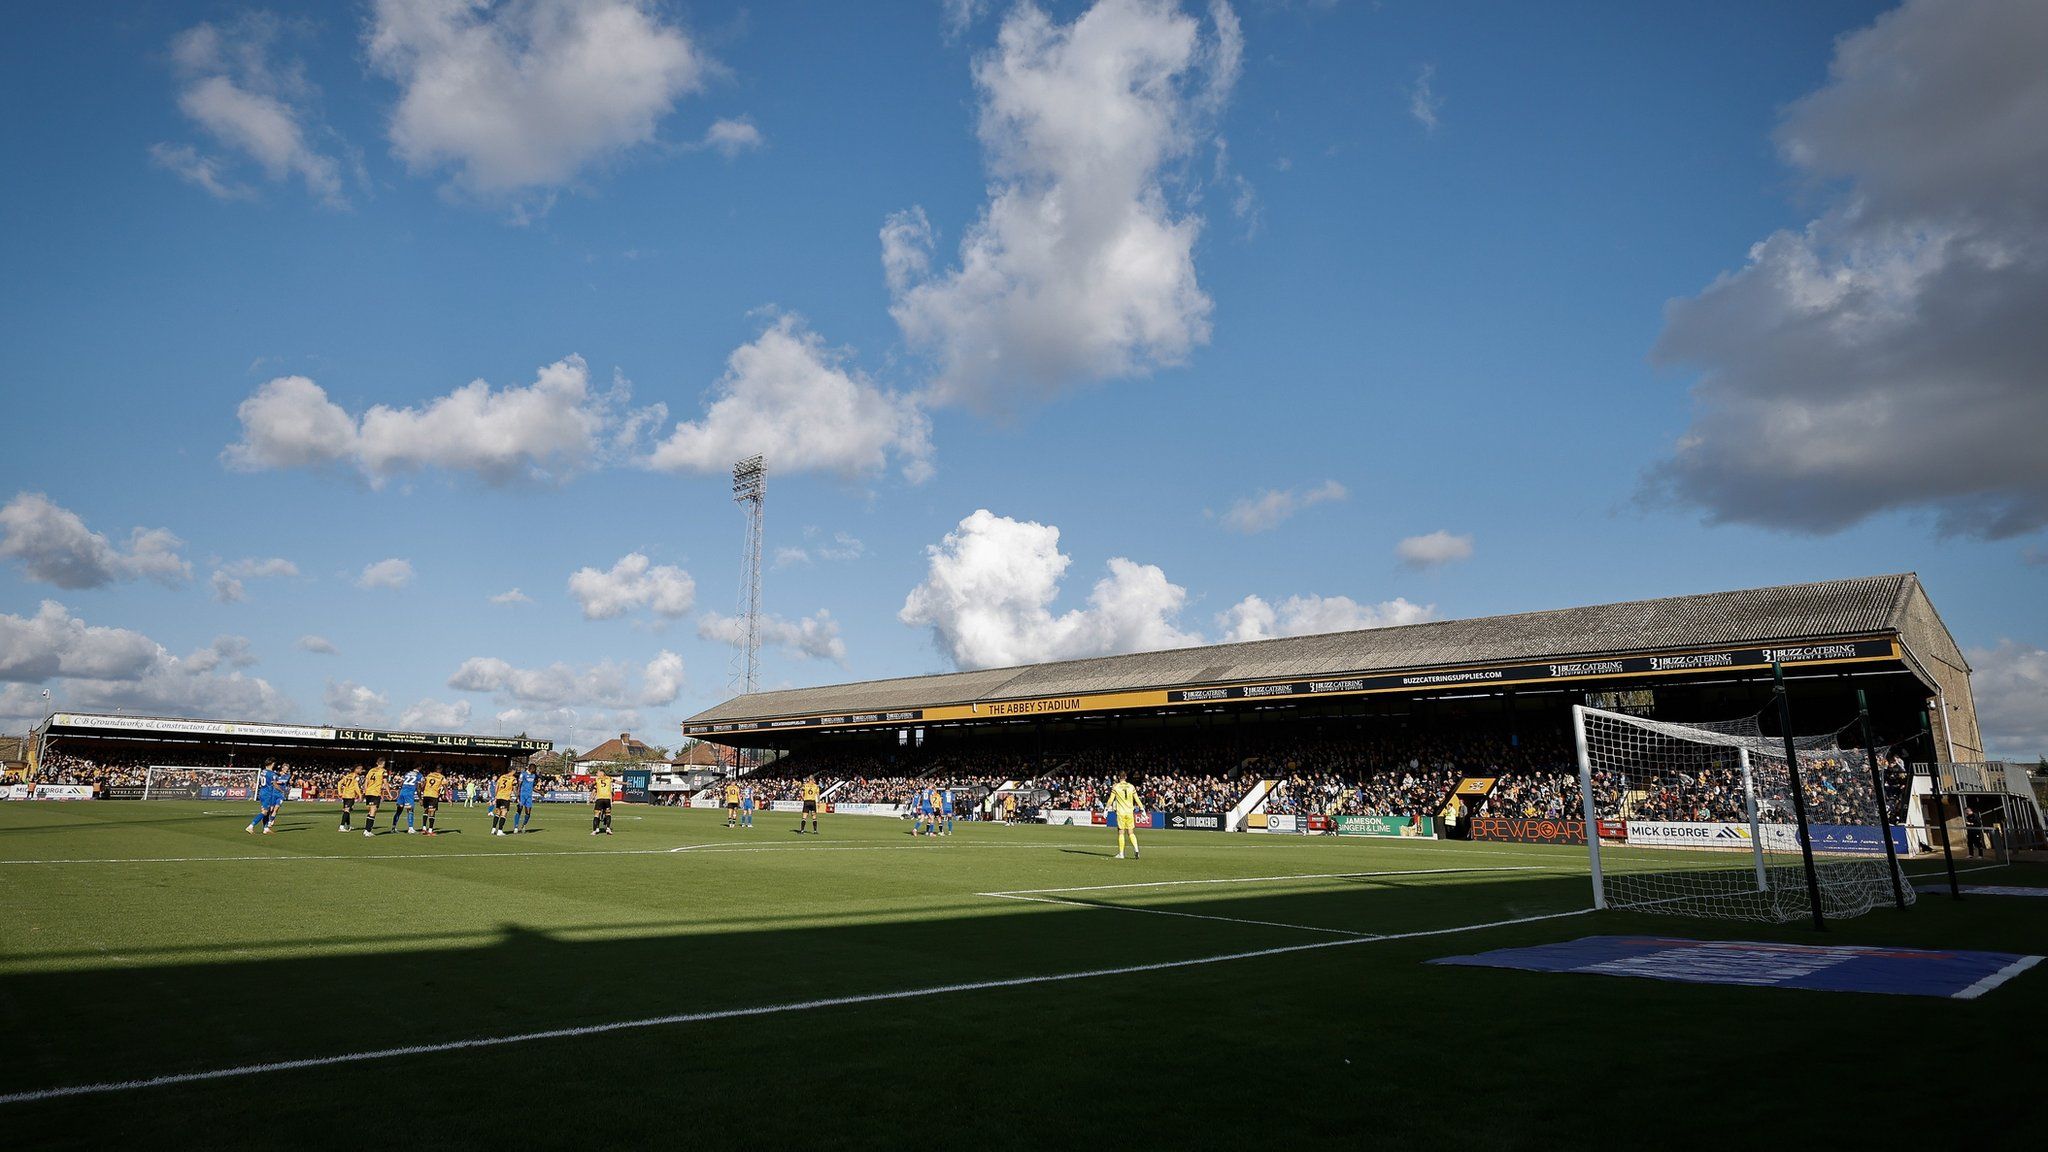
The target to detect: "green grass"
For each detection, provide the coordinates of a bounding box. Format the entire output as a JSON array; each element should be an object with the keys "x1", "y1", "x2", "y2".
[{"x1": 1, "y1": 800, "x2": 2042, "y2": 1151}]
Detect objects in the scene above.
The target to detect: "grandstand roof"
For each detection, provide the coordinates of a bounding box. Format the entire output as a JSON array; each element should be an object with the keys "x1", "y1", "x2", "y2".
[{"x1": 686, "y1": 574, "x2": 1957, "y2": 735}]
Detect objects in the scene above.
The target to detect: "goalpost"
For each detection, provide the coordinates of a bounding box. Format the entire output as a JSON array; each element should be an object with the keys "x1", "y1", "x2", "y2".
[
  {"x1": 1573, "y1": 702, "x2": 1913, "y2": 924},
  {"x1": 141, "y1": 765, "x2": 261, "y2": 800}
]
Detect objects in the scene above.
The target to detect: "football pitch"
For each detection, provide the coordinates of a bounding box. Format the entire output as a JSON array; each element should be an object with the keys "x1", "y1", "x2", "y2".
[{"x1": 2, "y1": 802, "x2": 2042, "y2": 1151}]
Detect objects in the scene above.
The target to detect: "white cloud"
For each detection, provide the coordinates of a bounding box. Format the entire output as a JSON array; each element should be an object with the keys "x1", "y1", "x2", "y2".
[
  {"x1": 1220, "y1": 480, "x2": 1346, "y2": 533},
  {"x1": 702, "y1": 117, "x2": 763, "y2": 157},
  {"x1": 899, "y1": 509, "x2": 1201, "y2": 670},
  {"x1": 490, "y1": 588, "x2": 534, "y2": 605},
  {"x1": 943, "y1": 0, "x2": 991, "y2": 41},
  {"x1": 398, "y1": 697, "x2": 473, "y2": 732},
  {"x1": 1217, "y1": 593, "x2": 1434, "y2": 643},
  {"x1": 211, "y1": 572, "x2": 246, "y2": 603},
  {"x1": 1395, "y1": 530, "x2": 1474, "y2": 569},
  {"x1": 1968, "y1": 640, "x2": 2048, "y2": 761},
  {"x1": 0, "y1": 602, "x2": 289, "y2": 723},
  {"x1": 156, "y1": 16, "x2": 348, "y2": 206},
  {"x1": 223, "y1": 557, "x2": 300, "y2": 579},
  {"x1": 567, "y1": 553, "x2": 695, "y2": 620},
  {"x1": 0, "y1": 601, "x2": 162, "y2": 683},
  {"x1": 698, "y1": 610, "x2": 847, "y2": 662},
  {"x1": 885, "y1": 0, "x2": 1238, "y2": 407},
  {"x1": 448, "y1": 650, "x2": 685, "y2": 709},
  {"x1": 225, "y1": 356, "x2": 646, "y2": 486},
  {"x1": 355, "y1": 558, "x2": 414, "y2": 590},
  {"x1": 367, "y1": 0, "x2": 709, "y2": 204},
  {"x1": 324, "y1": 679, "x2": 390, "y2": 727},
  {"x1": 0, "y1": 493, "x2": 191, "y2": 590},
  {"x1": 775, "y1": 531, "x2": 865, "y2": 569},
  {"x1": 297, "y1": 634, "x2": 338, "y2": 654},
  {"x1": 211, "y1": 556, "x2": 300, "y2": 603},
  {"x1": 647, "y1": 314, "x2": 933, "y2": 482},
  {"x1": 1648, "y1": 0, "x2": 2048, "y2": 538},
  {"x1": 1407, "y1": 63, "x2": 1441, "y2": 133}
]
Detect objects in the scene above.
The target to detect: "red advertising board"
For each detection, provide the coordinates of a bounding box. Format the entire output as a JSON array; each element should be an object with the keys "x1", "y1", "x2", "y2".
[{"x1": 1470, "y1": 816, "x2": 1587, "y2": 845}]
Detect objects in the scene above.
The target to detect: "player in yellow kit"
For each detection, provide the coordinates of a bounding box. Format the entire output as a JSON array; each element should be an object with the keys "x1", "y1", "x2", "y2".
[
  {"x1": 799, "y1": 776, "x2": 822, "y2": 835},
  {"x1": 491, "y1": 768, "x2": 518, "y2": 836},
  {"x1": 724, "y1": 780, "x2": 742, "y2": 828},
  {"x1": 420, "y1": 770, "x2": 446, "y2": 836},
  {"x1": 1108, "y1": 776, "x2": 1143, "y2": 860},
  {"x1": 337, "y1": 768, "x2": 363, "y2": 832},
  {"x1": 591, "y1": 770, "x2": 615, "y2": 836},
  {"x1": 360, "y1": 760, "x2": 388, "y2": 838}
]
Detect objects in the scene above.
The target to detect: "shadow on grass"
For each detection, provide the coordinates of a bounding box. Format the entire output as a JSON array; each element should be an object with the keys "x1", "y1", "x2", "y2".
[{"x1": 4, "y1": 866, "x2": 2043, "y2": 1152}]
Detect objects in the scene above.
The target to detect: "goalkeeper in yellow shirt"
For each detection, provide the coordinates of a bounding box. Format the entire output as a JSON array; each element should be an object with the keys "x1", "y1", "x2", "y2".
[{"x1": 1108, "y1": 776, "x2": 1143, "y2": 860}]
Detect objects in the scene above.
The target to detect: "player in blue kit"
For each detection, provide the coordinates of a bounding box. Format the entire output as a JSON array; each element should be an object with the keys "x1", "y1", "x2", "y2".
[
  {"x1": 917, "y1": 785, "x2": 937, "y2": 837},
  {"x1": 739, "y1": 782, "x2": 755, "y2": 828},
  {"x1": 513, "y1": 764, "x2": 539, "y2": 833},
  {"x1": 245, "y1": 761, "x2": 287, "y2": 834},
  {"x1": 390, "y1": 767, "x2": 421, "y2": 834},
  {"x1": 941, "y1": 786, "x2": 956, "y2": 835}
]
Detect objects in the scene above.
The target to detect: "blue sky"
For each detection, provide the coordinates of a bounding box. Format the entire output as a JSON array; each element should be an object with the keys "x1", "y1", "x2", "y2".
[{"x1": 3, "y1": 0, "x2": 2044, "y2": 757}]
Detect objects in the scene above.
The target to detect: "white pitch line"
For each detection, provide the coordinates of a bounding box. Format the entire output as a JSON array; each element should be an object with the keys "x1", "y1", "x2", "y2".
[
  {"x1": 1954, "y1": 954, "x2": 2043, "y2": 1001},
  {"x1": 0, "y1": 906, "x2": 1593, "y2": 1106},
  {"x1": 983, "y1": 891, "x2": 1377, "y2": 937},
  {"x1": 0, "y1": 842, "x2": 1085, "y2": 867},
  {"x1": 983, "y1": 865, "x2": 1551, "y2": 897}
]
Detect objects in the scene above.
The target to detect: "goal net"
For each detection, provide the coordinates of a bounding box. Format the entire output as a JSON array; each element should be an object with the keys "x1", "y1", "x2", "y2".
[
  {"x1": 1573, "y1": 704, "x2": 1912, "y2": 923},
  {"x1": 141, "y1": 765, "x2": 261, "y2": 800}
]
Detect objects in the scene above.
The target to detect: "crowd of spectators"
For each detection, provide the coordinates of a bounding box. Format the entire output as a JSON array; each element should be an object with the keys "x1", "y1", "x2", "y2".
[
  {"x1": 23, "y1": 748, "x2": 571, "y2": 801},
  {"x1": 1593, "y1": 751, "x2": 1910, "y2": 825}
]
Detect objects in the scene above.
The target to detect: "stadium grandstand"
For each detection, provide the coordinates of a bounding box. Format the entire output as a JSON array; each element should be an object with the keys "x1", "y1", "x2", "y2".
[
  {"x1": 22, "y1": 713, "x2": 551, "y2": 800},
  {"x1": 683, "y1": 574, "x2": 1981, "y2": 833}
]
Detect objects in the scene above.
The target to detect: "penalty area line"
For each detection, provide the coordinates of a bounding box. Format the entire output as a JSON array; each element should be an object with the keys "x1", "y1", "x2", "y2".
[
  {"x1": 982, "y1": 865, "x2": 1552, "y2": 897},
  {"x1": 0, "y1": 907, "x2": 1592, "y2": 1106}
]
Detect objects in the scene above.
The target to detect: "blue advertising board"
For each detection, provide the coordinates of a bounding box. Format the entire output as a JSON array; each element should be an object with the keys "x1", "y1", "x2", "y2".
[{"x1": 1802, "y1": 824, "x2": 1909, "y2": 855}]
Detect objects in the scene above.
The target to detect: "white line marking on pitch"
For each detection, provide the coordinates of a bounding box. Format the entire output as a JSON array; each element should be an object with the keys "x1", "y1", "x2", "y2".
[
  {"x1": 983, "y1": 891, "x2": 1377, "y2": 937},
  {"x1": 0, "y1": 842, "x2": 1083, "y2": 867},
  {"x1": 1954, "y1": 954, "x2": 2044, "y2": 1001},
  {"x1": 0, "y1": 907, "x2": 1593, "y2": 1106},
  {"x1": 982, "y1": 865, "x2": 1550, "y2": 897}
]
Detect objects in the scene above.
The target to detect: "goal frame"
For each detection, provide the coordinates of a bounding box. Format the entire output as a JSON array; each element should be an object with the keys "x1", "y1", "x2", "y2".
[{"x1": 141, "y1": 765, "x2": 261, "y2": 800}]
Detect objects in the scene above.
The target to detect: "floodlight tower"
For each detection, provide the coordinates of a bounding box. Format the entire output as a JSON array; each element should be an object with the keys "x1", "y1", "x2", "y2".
[{"x1": 730, "y1": 455, "x2": 766, "y2": 698}]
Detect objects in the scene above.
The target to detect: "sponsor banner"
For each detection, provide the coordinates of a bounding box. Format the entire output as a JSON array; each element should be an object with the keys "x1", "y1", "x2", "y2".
[
  {"x1": 1, "y1": 783, "x2": 31, "y2": 800},
  {"x1": 621, "y1": 771, "x2": 652, "y2": 804},
  {"x1": 1336, "y1": 814, "x2": 1435, "y2": 838},
  {"x1": 1265, "y1": 814, "x2": 1299, "y2": 834},
  {"x1": 1041, "y1": 808, "x2": 1096, "y2": 827},
  {"x1": 684, "y1": 709, "x2": 925, "y2": 736},
  {"x1": 1106, "y1": 810, "x2": 1165, "y2": 829},
  {"x1": 1164, "y1": 812, "x2": 1226, "y2": 831},
  {"x1": 33, "y1": 784, "x2": 96, "y2": 801},
  {"x1": 1805, "y1": 824, "x2": 1910, "y2": 855},
  {"x1": 830, "y1": 802, "x2": 908, "y2": 818},
  {"x1": 541, "y1": 789, "x2": 592, "y2": 803},
  {"x1": 1163, "y1": 639, "x2": 1895, "y2": 705},
  {"x1": 1245, "y1": 812, "x2": 1269, "y2": 830},
  {"x1": 827, "y1": 799, "x2": 909, "y2": 815},
  {"x1": 1625, "y1": 821, "x2": 1800, "y2": 850},
  {"x1": 1305, "y1": 813, "x2": 1333, "y2": 832},
  {"x1": 1470, "y1": 816, "x2": 1587, "y2": 845},
  {"x1": 769, "y1": 800, "x2": 803, "y2": 812},
  {"x1": 50, "y1": 713, "x2": 333, "y2": 741},
  {"x1": 105, "y1": 785, "x2": 197, "y2": 799},
  {"x1": 199, "y1": 785, "x2": 253, "y2": 800},
  {"x1": 335, "y1": 728, "x2": 551, "y2": 753},
  {"x1": 1596, "y1": 819, "x2": 1628, "y2": 841},
  {"x1": 1455, "y1": 777, "x2": 1497, "y2": 796}
]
